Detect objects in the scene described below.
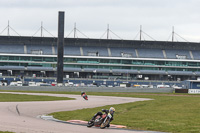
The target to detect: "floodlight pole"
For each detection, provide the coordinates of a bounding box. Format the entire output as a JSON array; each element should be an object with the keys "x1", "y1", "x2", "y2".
[
  {"x1": 172, "y1": 26, "x2": 174, "y2": 42},
  {"x1": 74, "y1": 23, "x2": 76, "y2": 38},
  {"x1": 8, "y1": 21, "x2": 10, "y2": 36},
  {"x1": 107, "y1": 24, "x2": 109, "y2": 39},
  {"x1": 140, "y1": 25, "x2": 142, "y2": 41},
  {"x1": 41, "y1": 21, "x2": 43, "y2": 37}
]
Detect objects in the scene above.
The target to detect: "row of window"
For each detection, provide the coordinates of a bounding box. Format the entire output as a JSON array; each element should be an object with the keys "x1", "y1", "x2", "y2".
[
  {"x1": 0, "y1": 62, "x2": 199, "y2": 72},
  {"x1": 0, "y1": 55, "x2": 200, "y2": 71}
]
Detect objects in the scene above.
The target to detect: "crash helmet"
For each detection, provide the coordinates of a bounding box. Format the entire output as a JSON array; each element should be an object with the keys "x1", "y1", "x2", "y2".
[
  {"x1": 81, "y1": 91, "x2": 85, "y2": 96},
  {"x1": 109, "y1": 107, "x2": 115, "y2": 114}
]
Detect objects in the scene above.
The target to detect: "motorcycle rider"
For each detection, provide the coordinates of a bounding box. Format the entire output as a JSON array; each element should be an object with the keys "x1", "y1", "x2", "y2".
[
  {"x1": 90, "y1": 107, "x2": 115, "y2": 127},
  {"x1": 81, "y1": 91, "x2": 86, "y2": 96},
  {"x1": 81, "y1": 91, "x2": 88, "y2": 100}
]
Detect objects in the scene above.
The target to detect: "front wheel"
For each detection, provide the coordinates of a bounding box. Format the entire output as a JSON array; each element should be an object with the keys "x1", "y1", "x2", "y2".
[
  {"x1": 100, "y1": 118, "x2": 110, "y2": 129},
  {"x1": 87, "y1": 120, "x2": 94, "y2": 127}
]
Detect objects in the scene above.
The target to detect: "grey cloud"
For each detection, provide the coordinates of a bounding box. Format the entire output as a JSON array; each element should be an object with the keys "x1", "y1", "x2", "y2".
[{"x1": 0, "y1": 0, "x2": 200, "y2": 42}]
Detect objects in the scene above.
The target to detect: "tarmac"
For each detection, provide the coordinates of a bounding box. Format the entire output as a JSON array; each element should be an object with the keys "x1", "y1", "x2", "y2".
[{"x1": 0, "y1": 92, "x2": 163, "y2": 133}]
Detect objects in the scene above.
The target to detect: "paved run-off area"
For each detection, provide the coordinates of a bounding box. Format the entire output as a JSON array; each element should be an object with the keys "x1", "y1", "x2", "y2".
[{"x1": 0, "y1": 92, "x2": 160, "y2": 133}]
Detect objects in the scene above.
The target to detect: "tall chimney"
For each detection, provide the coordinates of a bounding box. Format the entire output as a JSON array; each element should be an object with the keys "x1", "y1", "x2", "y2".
[{"x1": 57, "y1": 11, "x2": 65, "y2": 84}]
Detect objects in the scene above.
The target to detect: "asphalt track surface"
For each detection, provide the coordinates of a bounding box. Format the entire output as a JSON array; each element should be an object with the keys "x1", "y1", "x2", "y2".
[{"x1": 0, "y1": 92, "x2": 161, "y2": 133}]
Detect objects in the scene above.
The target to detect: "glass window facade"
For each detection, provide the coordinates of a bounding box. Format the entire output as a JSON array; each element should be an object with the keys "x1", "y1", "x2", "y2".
[{"x1": 0, "y1": 55, "x2": 199, "y2": 72}]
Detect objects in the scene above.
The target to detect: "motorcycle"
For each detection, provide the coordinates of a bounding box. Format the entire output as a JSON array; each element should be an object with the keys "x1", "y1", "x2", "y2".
[
  {"x1": 87, "y1": 113, "x2": 112, "y2": 129},
  {"x1": 81, "y1": 92, "x2": 88, "y2": 100},
  {"x1": 82, "y1": 94, "x2": 88, "y2": 100}
]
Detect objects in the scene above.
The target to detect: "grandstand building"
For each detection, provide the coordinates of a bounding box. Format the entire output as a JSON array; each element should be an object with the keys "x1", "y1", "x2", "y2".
[{"x1": 0, "y1": 35, "x2": 200, "y2": 81}]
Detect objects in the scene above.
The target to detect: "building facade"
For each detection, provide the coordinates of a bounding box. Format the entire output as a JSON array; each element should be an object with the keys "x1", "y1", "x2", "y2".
[{"x1": 0, "y1": 36, "x2": 200, "y2": 81}]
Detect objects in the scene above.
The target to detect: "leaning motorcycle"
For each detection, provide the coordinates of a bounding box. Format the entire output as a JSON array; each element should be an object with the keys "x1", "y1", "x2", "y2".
[
  {"x1": 81, "y1": 92, "x2": 88, "y2": 100},
  {"x1": 87, "y1": 113, "x2": 112, "y2": 129}
]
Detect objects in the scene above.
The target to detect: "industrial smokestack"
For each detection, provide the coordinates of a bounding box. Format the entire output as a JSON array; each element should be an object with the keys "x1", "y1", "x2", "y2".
[{"x1": 57, "y1": 11, "x2": 65, "y2": 85}]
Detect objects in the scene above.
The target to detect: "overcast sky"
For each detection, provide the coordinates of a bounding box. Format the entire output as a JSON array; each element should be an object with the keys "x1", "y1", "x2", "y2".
[{"x1": 0, "y1": 0, "x2": 200, "y2": 42}]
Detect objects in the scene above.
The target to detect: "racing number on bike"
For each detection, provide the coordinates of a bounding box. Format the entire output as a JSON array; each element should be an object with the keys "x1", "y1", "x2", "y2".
[{"x1": 108, "y1": 113, "x2": 112, "y2": 118}]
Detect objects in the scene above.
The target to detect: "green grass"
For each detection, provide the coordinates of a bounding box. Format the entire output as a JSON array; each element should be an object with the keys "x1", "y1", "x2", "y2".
[
  {"x1": 49, "y1": 92, "x2": 200, "y2": 133},
  {"x1": 0, "y1": 92, "x2": 74, "y2": 133},
  {"x1": 0, "y1": 93, "x2": 74, "y2": 102},
  {"x1": 2, "y1": 90, "x2": 200, "y2": 132},
  {"x1": 0, "y1": 132, "x2": 13, "y2": 133}
]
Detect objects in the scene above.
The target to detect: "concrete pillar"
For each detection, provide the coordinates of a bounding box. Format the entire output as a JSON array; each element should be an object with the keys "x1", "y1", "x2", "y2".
[{"x1": 57, "y1": 11, "x2": 65, "y2": 84}]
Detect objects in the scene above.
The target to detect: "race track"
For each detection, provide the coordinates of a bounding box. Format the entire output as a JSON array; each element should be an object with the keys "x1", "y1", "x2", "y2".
[{"x1": 0, "y1": 92, "x2": 156, "y2": 133}]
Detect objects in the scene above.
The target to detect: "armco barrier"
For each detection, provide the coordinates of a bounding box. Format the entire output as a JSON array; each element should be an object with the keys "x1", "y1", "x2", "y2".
[{"x1": 175, "y1": 89, "x2": 188, "y2": 93}]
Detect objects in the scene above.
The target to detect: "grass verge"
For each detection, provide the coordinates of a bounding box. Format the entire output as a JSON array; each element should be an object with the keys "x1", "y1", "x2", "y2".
[
  {"x1": 1, "y1": 90, "x2": 200, "y2": 132},
  {"x1": 0, "y1": 92, "x2": 74, "y2": 133},
  {"x1": 0, "y1": 93, "x2": 74, "y2": 102},
  {"x1": 49, "y1": 92, "x2": 200, "y2": 133}
]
